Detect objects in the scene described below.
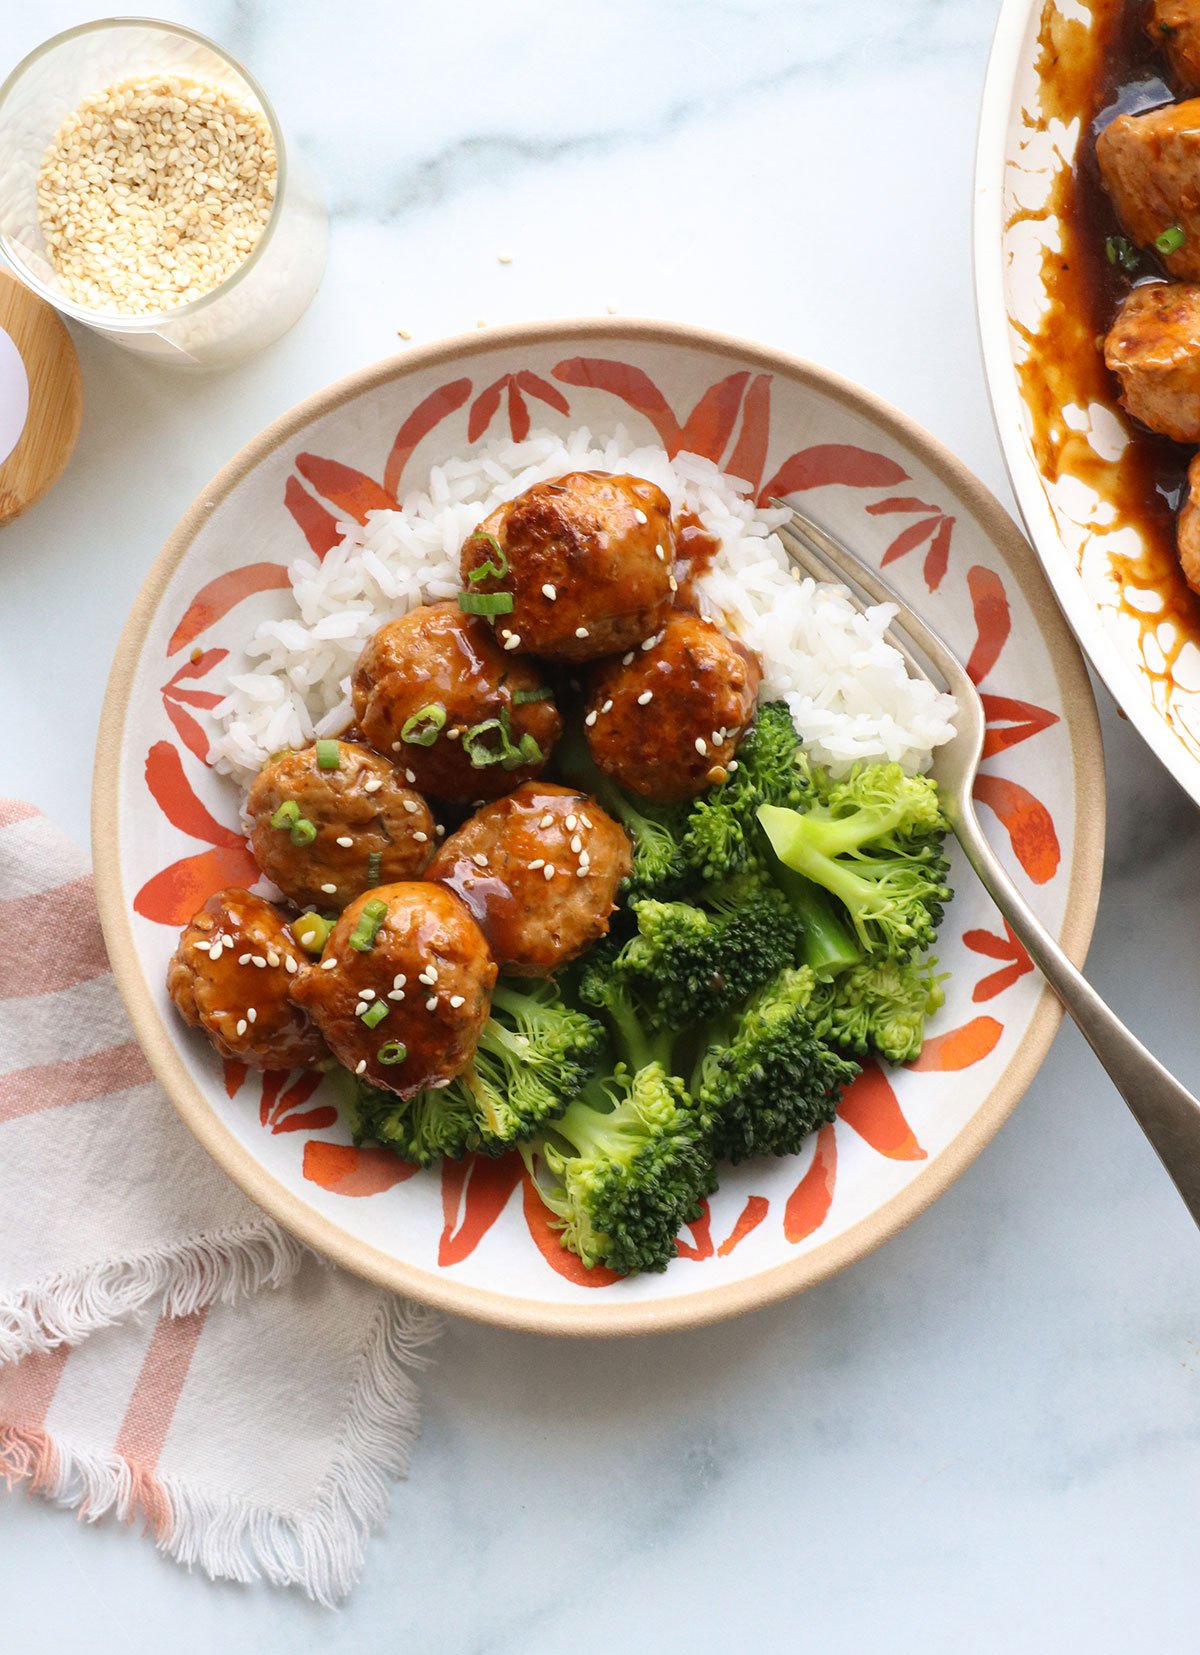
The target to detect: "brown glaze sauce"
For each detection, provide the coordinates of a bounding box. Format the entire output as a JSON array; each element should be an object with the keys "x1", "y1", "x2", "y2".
[
  {"x1": 1019, "y1": 0, "x2": 1200, "y2": 691},
  {"x1": 672, "y1": 509, "x2": 721, "y2": 612}
]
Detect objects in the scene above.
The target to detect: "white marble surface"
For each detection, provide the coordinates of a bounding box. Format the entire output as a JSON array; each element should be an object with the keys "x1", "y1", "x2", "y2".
[{"x1": 4, "y1": 0, "x2": 1200, "y2": 1648}]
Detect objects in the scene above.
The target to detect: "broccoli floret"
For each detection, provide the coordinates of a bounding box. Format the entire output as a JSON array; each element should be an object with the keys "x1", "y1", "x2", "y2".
[
  {"x1": 679, "y1": 701, "x2": 817, "y2": 882},
  {"x1": 605, "y1": 867, "x2": 805, "y2": 1029},
  {"x1": 758, "y1": 763, "x2": 951, "y2": 961},
  {"x1": 347, "y1": 977, "x2": 604, "y2": 1165},
  {"x1": 808, "y1": 954, "x2": 946, "y2": 1065},
  {"x1": 521, "y1": 1064, "x2": 712, "y2": 1274},
  {"x1": 695, "y1": 966, "x2": 859, "y2": 1163}
]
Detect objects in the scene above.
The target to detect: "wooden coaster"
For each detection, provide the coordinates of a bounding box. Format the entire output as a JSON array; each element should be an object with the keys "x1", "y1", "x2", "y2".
[{"x1": 0, "y1": 270, "x2": 82, "y2": 526}]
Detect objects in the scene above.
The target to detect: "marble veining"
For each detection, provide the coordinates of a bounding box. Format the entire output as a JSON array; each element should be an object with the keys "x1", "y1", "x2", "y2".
[{"x1": 4, "y1": 0, "x2": 1200, "y2": 1649}]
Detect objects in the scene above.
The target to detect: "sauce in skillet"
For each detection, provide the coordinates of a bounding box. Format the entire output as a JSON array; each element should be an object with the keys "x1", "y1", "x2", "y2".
[{"x1": 1017, "y1": 0, "x2": 1200, "y2": 684}]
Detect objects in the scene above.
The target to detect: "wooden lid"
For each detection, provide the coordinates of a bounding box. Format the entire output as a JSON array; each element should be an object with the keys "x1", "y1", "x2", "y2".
[{"x1": 0, "y1": 270, "x2": 82, "y2": 526}]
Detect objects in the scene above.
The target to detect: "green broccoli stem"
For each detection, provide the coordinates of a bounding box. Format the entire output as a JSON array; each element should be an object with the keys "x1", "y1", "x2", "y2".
[
  {"x1": 604, "y1": 988, "x2": 675, "y2": 1074},
  {"x1": 774, "y1": 865, "x2": 861, "y2": 978}
]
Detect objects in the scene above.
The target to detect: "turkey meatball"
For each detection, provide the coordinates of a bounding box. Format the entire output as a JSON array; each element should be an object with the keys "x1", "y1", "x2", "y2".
[
  {"x1": 351, "y1": 602, "x2": 561, "y2": 801},
  {"x1": 291, "y1": 883, "x2": 496, "y2": 1098},
  {"x1": 1097, "y1": 101, "x2": 1200, "y2": 280},
  {"x1": 246, "y1": 741, "x2": 436, "y2": 911},
  {"x1": 167, "y1": 890, "x2": 327, "y2": 1070},
  {"x1": 1151, "y1": 2, "x2": 1200, "y2": 91},
  {"x1": 584, "y1": 613, "x2": 761, "y2": 803},
  {"x1": 426, "y1": 783, "x2": 631, "y2": 977},
  {"x1": 1103, "y1": 281, "x2": 1200, "y2": 442},
  {"x1": 462, "y1": 472, "x2": 674, "y2": 661}
]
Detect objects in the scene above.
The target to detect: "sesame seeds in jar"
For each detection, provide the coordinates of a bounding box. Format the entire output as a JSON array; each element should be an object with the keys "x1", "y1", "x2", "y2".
[{"x1": 36, "y1": 75, "x2": 277, "y2": 316}]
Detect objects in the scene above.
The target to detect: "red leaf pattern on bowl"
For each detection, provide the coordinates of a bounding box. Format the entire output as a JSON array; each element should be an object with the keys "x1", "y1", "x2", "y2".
[
  {"x1": 963, "y1": 920, "x2": 1034, "y2": 1002},
  {"x1": 438, "y1": 1153, "x2": 523, "y2": 1267},
  {"x1": 837, "y1": 1063, "x2": 927, "y2": 1161},
  {"x1": 303, "y1": 1141, "x2": 419, "y2": 1196},
  {"x1": 167, "y1": 563, "x2": 292, "y2": 656}
]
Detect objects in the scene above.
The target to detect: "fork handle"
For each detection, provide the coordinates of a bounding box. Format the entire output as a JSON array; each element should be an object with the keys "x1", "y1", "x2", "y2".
[{"x1": 951, "y1": 798, "x2": 1200, "y2": 1227}]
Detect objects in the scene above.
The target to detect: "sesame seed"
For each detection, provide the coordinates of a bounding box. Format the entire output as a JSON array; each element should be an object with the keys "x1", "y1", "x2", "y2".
[
  {"x1": 655, "y1": 544, "x2": 665, "y2": 561},
  {"x1": 503, "y1": 633, "x2": 521, "y2": 651},
  {"x1": 565, "y1": 814, "x2": 578, "y2": 830},
  {"x1": 570, "y1": 834, "x2": 583, "y2": 853},
  {"x1": 449, "y1": 994, "x2": 465, "y2": 1008},
  {"x1": 447, "y1": 727, "x2": 461, "y2": 740},
  {"x1": 435, "y1": 824, "x2": 446, "y2": 837},
  {"x1": 360, "y1": 988, "x2": 376, "y2": 1000},
  {"x1": 711, "y1": 731, "x2": 723, "y2": 746},
  {"x1": 576, "y1": 865, "x2": 588, "y2": 877},
  {"x1": 284, "y1": 955, "x2": 298, "y2": 974},
  {"x1": 405, "y1": 769, "x2": 417, "y2": 784},
  {"x1": 194, "y1": 939, "x2": 212, "y2": 954},
  {"x1": 584, "y1": 711, "x2": 597, "y2": 727},
  {"x1": 364, "y1": 777, "x2": 383, "y2": 793},
  {"x1": 355, "y1": 1002, "x2": 368, "y2": 1016},
  {"x1": 321, "y1": 958, "x2": 338, "y2": 971},
  {"x1": 728, "y1": 760, "x2": 739, "y2": 773},
  {"x1": 393, "y1": 974, "x2": 407, "y2": 988},
  {"x1": 637, "y1": 690, "x2": 653, "y2": 705},
  {"x1": 337, "y1": 835, "x2": 354, "y2": 847},
  {"x1": 580, "y1": 814, "x2": 593, "y2": 828},
  {"x1": 601, "y1": 700, "x2": 613, "y2": 715},
  {"x1": 579, "y1": 849, "x2": 590, "y2": 867},
  {"x1": 634, "y1": 508, "x2": 648, "y2": 524},
  {"x1": 472, "y1": 852, "x2": 489, "y2": 868},
  {"x1": 529, "y1": 858, "x2": 544, "y2": 870},
  {"x1": 238, "y1": 953, "x2": 252, "y2": 965},
  {"x1": 540, "y1": 813, "x2": 555, "y2": 828},
  {"x1": 622, "y1": 652, "x2": 635, "y2": 666},
  {"x1": 542, "y1": 583, "x2": 557, "y2": 600},
  {"x1": 388, "y1": 988, "x2": 405, "y2": 1001},
  {"x1": 419, "y1": 967, "x2": 437, "y2": 985},
  {"x1": 642, "y1": 635, "x2": 659, "y2": 651},
  {"x1": 669, "y1": 575, "x2": 678, "y2": 592},
  {"x1": 403, "y1": 799, "x2": 419, "y2": 814},
  {"x1": 392, "y1": 741, "x2": 402, "y2": 752},
  {"x1": 426, "y1": 995, "x2": 438, "y2": 1012},
  {"x1": 266, "y1": 951, "x2": 280, "y2": 967},
  {"x1": 575, "y1": 626, "x2": 589, "y2": 639},
  {"x1": 252, "y1": 956, "x2": 267, "y2": 969},
  {"x1": 356, "y1": 1060, "x2": 366, "y2": 1075},
  {"x1": 236, "y1": 1018, "x2": 247, "y2": 1036},
  {"x1": 321, "y1": 883, "x2": 337, "y2": 894},
  {"x1": 247, "y1": 1007, "x2": 257, "y2": 1023},
  {"x1": 695, "y1": 736, "x2": 708, "y2": 755},
  {"x1": 413, "y1": 831, "x2": 428, "y2": 843},
  {"x1": 543, "y1": 863, "x2": 555, "y2": 880}
]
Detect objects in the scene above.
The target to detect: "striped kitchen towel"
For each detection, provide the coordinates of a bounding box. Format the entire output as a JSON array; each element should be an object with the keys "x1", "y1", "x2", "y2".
[{"x1": 0, "y1": 801, "x2": 441, "y2": 1603}]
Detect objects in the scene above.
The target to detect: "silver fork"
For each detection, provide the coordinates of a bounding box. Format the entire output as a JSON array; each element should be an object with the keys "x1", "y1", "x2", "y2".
[{"x1": 773, "y1": 500, "x2": 1200, "y2": 1230}]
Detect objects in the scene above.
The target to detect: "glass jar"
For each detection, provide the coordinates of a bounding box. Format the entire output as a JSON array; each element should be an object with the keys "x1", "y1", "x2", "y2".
[{"x1": 0, "y1": 19, "x2": 328, "y2": 369}]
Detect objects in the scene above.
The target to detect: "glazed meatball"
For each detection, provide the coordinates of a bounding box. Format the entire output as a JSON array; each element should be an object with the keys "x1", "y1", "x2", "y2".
[
  {"x1": 462, "y1": 472, "x2": 675, "y2": 661},
  {"x1": 426, "y1": 783, "x2": 631, "y2": 977},
  {"x1": 1104, "y1": 282, "x2": 1200, "y2": 442},
  {"x1": 167, "y1": 889, "x2": 327, "y2": 1070},
  {"x1": 1152, "y1": 1, "x2": 1200, "y2": 90},
  {"x1": 1097, "y1": 101, "x2": 1200, "y2": 280},
  {"x1": 1176, "y1": 451, "x2": 1200, "y2": 594},
  {"x1": 351, "y1": 602, "x2": 561, "y2": 802},
  {"x1": 246, "y1": 740, "x2": 435, "y2": 911},
  {"x1": 584, "y1": 613, "x2": 762, "y2": 803},
  {"x1": 291, "y1": 883, "x2": 496, "y2": 1098}
]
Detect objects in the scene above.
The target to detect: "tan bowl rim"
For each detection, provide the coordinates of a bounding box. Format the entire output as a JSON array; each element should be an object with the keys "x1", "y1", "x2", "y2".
[{"x1": 92, "y1": 315, "x2": 1106, "y2": 1337}]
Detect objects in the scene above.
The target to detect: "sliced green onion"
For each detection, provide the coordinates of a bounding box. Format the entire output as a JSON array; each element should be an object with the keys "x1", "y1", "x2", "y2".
[
  {"x1": 457, "y1": 590, "x2": 514, "y2": 618},
  {"x1": 315, "y1": 739, "x2": 340, "y2": 770},
  {"x1": 270, "y1": 800, "x2": 300, "y2": 830},
  {"x1": 1105, "y1": 235, "x2": 1139, "y2": 273},
  {"x1": 289, "y1": 817, "x2": 317, "y2": 846},
  {"x1": 513, "y1": 732, "x2": 543, "y2": 767},
  {"x1": 366, "y1": 850, "x2": 383, "y2": 886},
  {"x1": 513, "y1": 685, "x2": 554, "y2": 705},
  {"x1": 377, "y1": 1040, "x2": 408, "y2": 1065},
  {"x1": 360, "y1": 1000, "x2": 389, "y2": 1029},
  {"x1": 401, "y1": 703, "x2": 446, "y2": 746},
  {"x1": 1156, "y1": 224, "x2": 1186, "y2": 254},
  {"x1": 462, "y1": 718, "x2": 508, "y2": 768},
  {"x1": 292, "y1": 912, "x2": 334, "y2": 955},
  {"x1": 349, "y1": 897, "x2": 388, "y2": 952},
  {"x1": 465, "y1": 531, "x2": 509, "y2": 584}
]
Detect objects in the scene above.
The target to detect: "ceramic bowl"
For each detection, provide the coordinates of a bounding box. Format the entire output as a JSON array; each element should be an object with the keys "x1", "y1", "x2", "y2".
[
  {"x1": 976, "y1": 0, "x2": 1200, "y2": 804},
  {"x1": 94, "y1": 319, "x2": 1104, "y2": 1334}
]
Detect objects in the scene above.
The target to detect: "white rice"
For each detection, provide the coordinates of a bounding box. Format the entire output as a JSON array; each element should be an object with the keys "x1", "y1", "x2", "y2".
[{"x1": 209, "y1": 427, "x2": 956, "y2": 786}]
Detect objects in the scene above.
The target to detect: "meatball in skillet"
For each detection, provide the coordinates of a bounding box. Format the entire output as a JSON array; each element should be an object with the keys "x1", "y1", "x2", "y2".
[
  {"x1": 246, "y1": 740, "x2": 436, "y2": 911},
  {"x1": 351, "y1": 602, "x2": 561, "y2": 802},
  {"x1": 1174, "y1": 451, "x2": 1200, "y2": 595},
  {"x1": 1103, "y1": 282, "x2": 1200, "y2": 442},
  {"x1": 291, "y1": 883, "x2": 496, "y2": 1098},
  {"x1": 167, "y1": 889, "x2": 327, "y2": 1069},
  {"x1": 462, "y1": 472, "x2": 675, "y2": 661},
  {"x1": 583, "y1": 612, "x2": 761, "y2": 803},
  {"x1": 426, "y1": 782, "x2": 631, "y2": 977},
  {"x1": 1097, "y1": 101, "x2": 1200, "y2": 280},
  {"x1": 1151, "y1": 2, "x2": 1200, "y2": 91}
]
